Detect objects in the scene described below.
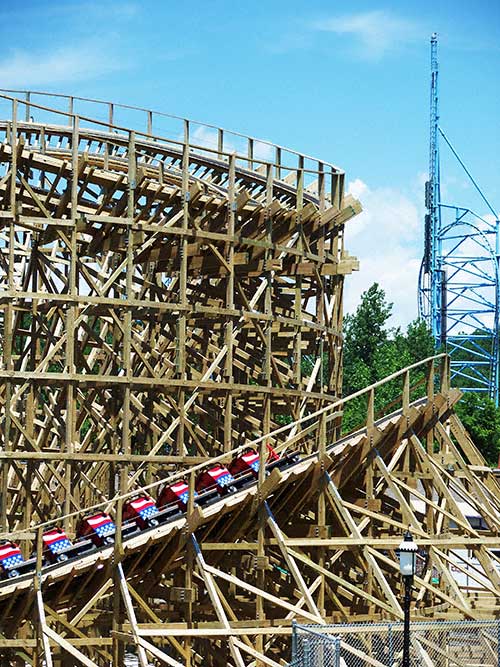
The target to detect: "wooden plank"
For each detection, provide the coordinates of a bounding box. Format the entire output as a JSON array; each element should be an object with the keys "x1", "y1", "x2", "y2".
[
  {"x1": 138, "y1": 638, "x2": 185, "y2": 667},
  {"x1": 191, "y1": 536, "x2": 246, "y2": 667},
  {"x1": 36, "y1": 590, "x2": 54, "y2": 667},
  {"x1": 117, "y1": 563, "x2": 149, "y2": 667},
  {"x1": 43, "y1": 626, "x2": 100, "y2": 667},
  {"x1": 203, "y1": 562, "x2": 334, "y2": 624},
  {"x1": 232, "y1": 638, "x2": 283, "y2": 667},
  {"x1": 265, "y1": 503, "x2": 323, "y2": 622}
]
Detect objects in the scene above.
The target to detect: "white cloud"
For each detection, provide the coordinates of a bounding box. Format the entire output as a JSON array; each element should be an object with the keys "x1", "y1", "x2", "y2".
[
  {"x1": 190, "y1": 126, "x2": 275, "y2": 163},
  {"x1": 484, "y1": 213, "x2": 498, "y2": 227},
  {"x1": 253, "y1": 140, "x2": 275, "y2": 162},
  {"x1": 343, "y1": 178, "x2": 423, "y2": 328},
  {"x1": 311, "y1": 10, "x2": 422, "y2": 60},
  {"x1": 189, "y1": 126, "x2": 243, "y2": 156},
  {"x1": 0, "y1": 45, "x2": 122, "y2": 88}
]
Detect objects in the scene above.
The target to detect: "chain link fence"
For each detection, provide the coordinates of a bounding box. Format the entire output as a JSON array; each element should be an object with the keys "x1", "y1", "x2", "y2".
[{"x1": 291, "y1": 620, "x2": 500, "y2": 667}]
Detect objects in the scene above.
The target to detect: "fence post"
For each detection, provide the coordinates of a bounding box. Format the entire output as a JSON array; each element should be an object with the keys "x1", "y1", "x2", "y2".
[
  {"x1": 388, "y1": 623, "x2": 394, "y2": 667},
  {"x1": 334, "y1": 636, "x2": 341, "y2": 667},
  {"x1": 303, "y1": 638, "x2": 311, "y2": 667},
  {"x1": 291, "y1": 619, "x2": 297, "y2": 663},
  {"x1": 497, "y1": 620, "x2": 500, "y2": 667}
]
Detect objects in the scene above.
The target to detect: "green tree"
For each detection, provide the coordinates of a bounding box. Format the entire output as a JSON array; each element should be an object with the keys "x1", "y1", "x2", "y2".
[
  {"x1": 341, "y1": 283, "x2": 500, "y2": 465},
  {"x1": 342, "y1": 283, "x2": 434, "y2": 433},
  {"x1": 455, "y1": 393, "x2": 500, "y2": 466},
  {"x1": 343, "y1": 283, "x2": 392, "y2": 388},
  {"x1": 405, "y1": 318, "x2": 436, "y2": 364}
]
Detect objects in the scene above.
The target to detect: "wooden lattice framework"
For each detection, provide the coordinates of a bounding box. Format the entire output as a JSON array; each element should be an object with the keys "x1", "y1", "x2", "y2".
[
  {"x1": 0, "y1": 91, "x2": 358, "y2": 531},
  {"x1": 0, "y1": 92, "x2": 499, "y2": 667}
]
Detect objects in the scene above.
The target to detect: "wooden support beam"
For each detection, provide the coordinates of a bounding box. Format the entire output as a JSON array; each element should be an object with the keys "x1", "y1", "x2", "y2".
[
  {"x1": 191, "y1": 535, "x2": 246, "y2": 667},
  {"x1": 36, "y1": 590, "x2": 54, "y2": 667},
  {"x1": 264, "y1": 502, "x2": 323, "y2": 623},
  {"x1": 117, "y1": 563, "x2": 149, "y2": 667}
]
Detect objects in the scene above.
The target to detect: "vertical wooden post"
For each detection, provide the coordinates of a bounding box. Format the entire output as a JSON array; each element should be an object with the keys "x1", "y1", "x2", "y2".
[
  {"x1": 35, "y1": 527, "x2": 56, "y2": 667},
  {"x1": 113, "y1": 128, "x2": 136, "y2": 667},
  {"x1": 366, "y1": 456, "x2": 375, "y2": 610},
  {"x1": 440, "y1": 355, "x2": 450, "y2": 393},
  {"x1": 123, "y1": 128, "x2": 135, "y2": 465},
  {"x1": 104, "y1": 102, "x2": 114, "y2": 169},
  {"x1": 112, "y1": 463, "x2": 126, "y2": 667},
  {"x1": 224, "y1": 154, "x2": 236, "y2": 452},
  {"x1": 294, "y1": 157, "x2": 304, "y2": 392},
  {"x1": 317, "y1": 161, "x2": 327, "y2": 613},
  {"x1": 275, "y1": 147, "x2": 281, "y2": 180},
  {"x1": 184, "y1": 469, "x2": 196, "y2": 665},
  {"x1": 316, "y1": 158, "x2": 328, "y2": 615},
  {"x1": 23, "y1": 464, "x2": 33, "y2": 559},
  {"x1": 63, "y1": 114, "x2": 79, "y2": 534},
  {"x1": 248, "y1": 137, "x2": 254, "y2": 170},
  {"x1": 317, "y1": 160, "x2": 327, "y2": 456},
  {"x1": 176, "y1": 120, "x2": 189, "y2": 456},
  {"x1": 187, "y1": 469, "x2": 195, "y2": 518},
  {"x1": 25, "y1": 91, "x2": 31, "y2": 122},
  {"x1": 367, "y1": 387, "x2": 375, "y2": 431},
  {"x1": 402, "y1": 370, "x2": 410, "y2": 414},
  {"x1": 427, "y1": 358, "x2": 435, "y2": 454},
  {"x1": 217, "y1": 128, "x2": 224, "y2": 159},
  {"x1": 427, "y1": 358, "x2": 435, "y2": 401},
  {"x1": 264, "y1": 161, "x2": 273, "y2": 412},
  {"x1": 1, "y1": 99, "x2": 17, "y2": 531},
  {"x1": 27, "y1": 208, "x2": 40, "y2": 534},
  {"x1": 254, "y1": 161, "x2": 276, "y2": 664},
  {"x1": 34, "y1": 526, "x2": 43, "y2": 667}
]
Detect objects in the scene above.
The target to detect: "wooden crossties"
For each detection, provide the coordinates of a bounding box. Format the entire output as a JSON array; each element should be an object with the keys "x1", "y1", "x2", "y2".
[{"x1": 0, "y1": 91, "x2": 499, "y2": 667}]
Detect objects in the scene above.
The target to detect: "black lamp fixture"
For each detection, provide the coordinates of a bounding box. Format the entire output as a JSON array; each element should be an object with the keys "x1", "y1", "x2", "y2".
[{"x1": 398, "y1": 528, "x2": 418, "y2": 667}]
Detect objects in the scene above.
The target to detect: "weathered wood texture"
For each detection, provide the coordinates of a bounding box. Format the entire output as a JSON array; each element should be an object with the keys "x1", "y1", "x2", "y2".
[
  {"x1": 0, "y1": 92, "x2": 358, "y2": 535},
  {"x1": 0, "y1": 92, "x2": 499, "y2": 667}
]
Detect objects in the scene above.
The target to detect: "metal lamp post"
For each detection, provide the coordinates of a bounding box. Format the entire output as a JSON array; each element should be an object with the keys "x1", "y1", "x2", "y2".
[{"x1": 398, "y1": 529, "x2": 418, "y2": 667}]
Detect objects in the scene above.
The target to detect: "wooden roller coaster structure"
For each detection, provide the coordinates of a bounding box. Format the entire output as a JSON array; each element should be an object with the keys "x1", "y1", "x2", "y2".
[{"x1": 0, "y1": 91, "x2": 499, "y2": 667}]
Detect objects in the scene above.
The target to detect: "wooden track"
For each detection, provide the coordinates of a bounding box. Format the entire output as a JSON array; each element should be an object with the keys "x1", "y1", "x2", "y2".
[{"x1": 0, "y1": 92, "x2": 499, "y2": 667}]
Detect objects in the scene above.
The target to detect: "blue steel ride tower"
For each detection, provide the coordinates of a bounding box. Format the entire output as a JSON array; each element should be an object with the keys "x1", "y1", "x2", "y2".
[
  {"x1": 418, "y1": 34, "x2": 500, "y2": 404},
  {"x1": 420, "y1": 34, "x2": 444, "y2": 345}
]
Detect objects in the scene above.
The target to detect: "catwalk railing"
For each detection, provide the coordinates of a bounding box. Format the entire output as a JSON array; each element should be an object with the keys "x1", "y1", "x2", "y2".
[{"x1": 0, "y1": 88, "x2": 344, "y2": 202}]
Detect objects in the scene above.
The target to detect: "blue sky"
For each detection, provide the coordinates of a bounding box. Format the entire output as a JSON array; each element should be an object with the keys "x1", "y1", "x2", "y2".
[{"x1": 2, "y1": 0, "x2": 499, "y2": 326}]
